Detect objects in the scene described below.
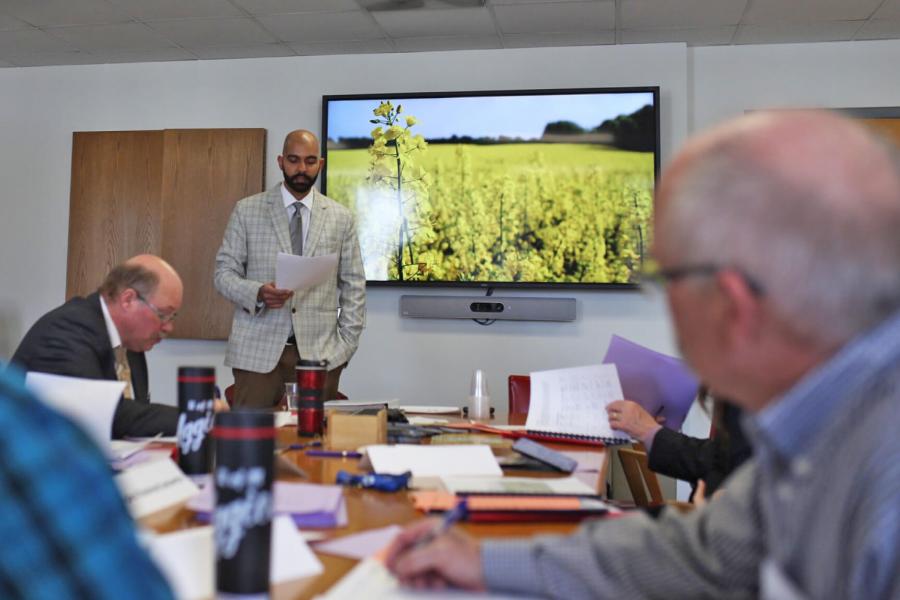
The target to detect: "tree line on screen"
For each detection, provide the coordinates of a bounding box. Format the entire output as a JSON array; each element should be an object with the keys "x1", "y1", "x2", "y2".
[
  {"x1": 329, "y1": 104, "x2": 656, "y2": 151},
  {"x1": 329, "y1": 100, "x2": 653, "y2": 284}
]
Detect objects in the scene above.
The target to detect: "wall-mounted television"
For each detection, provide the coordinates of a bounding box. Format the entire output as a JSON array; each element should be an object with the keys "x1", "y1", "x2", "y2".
[{"x1": 321, "y1": 87, "x2": 659, "y2": 289}]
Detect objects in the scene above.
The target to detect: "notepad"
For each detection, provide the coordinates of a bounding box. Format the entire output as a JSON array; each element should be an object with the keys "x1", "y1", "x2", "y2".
[{"x1": 525, "y1": 364, "x2": 630, "y2": 444}]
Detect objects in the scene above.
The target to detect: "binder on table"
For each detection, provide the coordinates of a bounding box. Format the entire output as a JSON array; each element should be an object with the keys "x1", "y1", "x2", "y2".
[{"x1": 525, "y1": 364, "x2": 631, "y2": 446}]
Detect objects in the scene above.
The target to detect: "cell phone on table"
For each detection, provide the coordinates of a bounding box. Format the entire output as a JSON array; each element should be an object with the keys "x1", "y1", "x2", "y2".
[{"x1": 512, "y1": 437, "x2": 578, "y2": 473}]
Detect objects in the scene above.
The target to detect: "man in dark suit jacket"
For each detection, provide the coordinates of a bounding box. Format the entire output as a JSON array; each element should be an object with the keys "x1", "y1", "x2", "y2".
[{"x1": 12, "y1": 255, "x2": 181, "y2": 438}]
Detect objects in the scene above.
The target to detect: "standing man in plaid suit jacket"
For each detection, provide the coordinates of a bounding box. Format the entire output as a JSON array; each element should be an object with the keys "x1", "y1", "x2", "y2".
[{"x1": 215, "y1": 130, "x2": 366, "y2": 408}]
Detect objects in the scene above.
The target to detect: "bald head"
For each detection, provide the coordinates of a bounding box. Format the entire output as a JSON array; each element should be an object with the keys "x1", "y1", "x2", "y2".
[
  {"x1": 283, "y1": 130, "x2": 319, "y2": 154},
  {"x1": 279, "y1": 129, "x2": 324, "y2": 200},
  {"x1": 655, "y1": 110, "x2": 900, "y2": 346}
]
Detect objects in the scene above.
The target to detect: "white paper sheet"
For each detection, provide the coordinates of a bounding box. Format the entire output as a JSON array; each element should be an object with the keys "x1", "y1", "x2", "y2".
[
  {"x1": 314, "y1": 525, "x2": 403, "y2": 560},
  {"x1": 25, "y1": 372, "x2": 124, "y2": 455},
  {"x1": 318, "y1": 556, "x2": 531, "y2": 600},
  {"x1": 526, "y1": 364, "x2": 629, "y2": 442},
  {"x1": 147, "y1": 515, "x2": 323, "y2": 600},
  {"x1": 115, "y1": 457, "x2": 200, "y2": 519},
  {"x1": 399, "y1": 405, "x2": 462, "y2": 415},
  {"x1": 365, "y1": 445, "x2": 502, "y2": 478},
  {"x1": 275, "y1": 251, "x2": 338, "y2": 291}
]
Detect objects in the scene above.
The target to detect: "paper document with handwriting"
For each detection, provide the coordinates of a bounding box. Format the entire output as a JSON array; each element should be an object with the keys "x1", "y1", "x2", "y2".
[
  {"x1": 276, "y1": 251, "x2": 338, "y2": 291},
  {"x1": 526, "y1": 364, "x2": 629, "y2": 444}
]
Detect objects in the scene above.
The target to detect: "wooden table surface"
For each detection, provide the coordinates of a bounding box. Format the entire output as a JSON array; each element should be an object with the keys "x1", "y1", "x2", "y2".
[{"x1": 144, "y1": 421, "x2": 609, "y2": 599}]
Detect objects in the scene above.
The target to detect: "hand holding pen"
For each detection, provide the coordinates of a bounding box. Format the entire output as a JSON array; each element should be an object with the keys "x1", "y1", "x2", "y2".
[{"x1": 385, "y1": 501, "x2": 486, "y2": 592}]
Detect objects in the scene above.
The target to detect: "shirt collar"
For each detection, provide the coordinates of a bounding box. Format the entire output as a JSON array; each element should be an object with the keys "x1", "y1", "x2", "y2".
[
  {"x1": 99, "y1": 295, "x2": 123, "y2": 350},
  {"x1": 750, "y1": 308, "x2": 900, "y2": 459},
  {"x1": 280, "y1": 183, "x2": 313, "y2": 213}
]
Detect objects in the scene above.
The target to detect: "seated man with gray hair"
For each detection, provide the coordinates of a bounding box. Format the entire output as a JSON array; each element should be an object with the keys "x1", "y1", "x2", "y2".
[
  {"x1": 12, "y1": 254, "x2": 182, "y2": 438},
  {"x1": 386, "y1": 110, "x2": 900, "y2": 599}
]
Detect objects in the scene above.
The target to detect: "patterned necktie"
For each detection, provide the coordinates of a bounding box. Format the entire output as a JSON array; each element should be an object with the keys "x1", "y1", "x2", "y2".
[
  {"x1": 289, "y1": 201, "x2": 303, "y2": 256},
  {"x1": 114, "y1": 345, "x2": 135, "y2": 400}
]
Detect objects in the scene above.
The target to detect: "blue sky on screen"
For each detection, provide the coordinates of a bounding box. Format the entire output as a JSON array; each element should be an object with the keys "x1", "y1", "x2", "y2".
[{"x1": 326, "y1": 92, "x2": 653, "y2": 140}]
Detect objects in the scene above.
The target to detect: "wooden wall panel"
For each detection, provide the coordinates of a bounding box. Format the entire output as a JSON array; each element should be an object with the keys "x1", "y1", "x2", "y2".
[
  {"x1": 160, "y1": 129, "x2": 266, "y2": 339},
  {"x1": 67, "y1": 131, "x2": 164, "y2": 299},
  {"x1": 67, "y1": 128, "x2": 265, "y2": 340}
]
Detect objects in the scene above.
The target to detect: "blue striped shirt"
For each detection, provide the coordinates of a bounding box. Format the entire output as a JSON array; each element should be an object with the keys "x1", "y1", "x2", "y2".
[
  {"x1": 481, "y1": 310, "x2": 900, "y2": 599},
  {"x1": 0, "y1": 367, "x2": 173, "y2": 600}
]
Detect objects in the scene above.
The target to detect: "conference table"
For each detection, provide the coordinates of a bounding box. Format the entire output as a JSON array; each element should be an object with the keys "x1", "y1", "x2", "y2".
[{"x1": 144, "y1": 417, "x2": 610, "y2": 599}]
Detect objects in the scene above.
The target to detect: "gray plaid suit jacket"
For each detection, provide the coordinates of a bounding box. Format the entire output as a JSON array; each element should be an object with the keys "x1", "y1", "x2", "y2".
[{"x1": 214, "y1": 185, "x2": 366, "y2": 374}]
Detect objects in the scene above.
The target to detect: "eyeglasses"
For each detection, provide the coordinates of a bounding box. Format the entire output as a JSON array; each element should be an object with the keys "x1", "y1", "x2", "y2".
[
  {"x1": 640, "y1": 262, "x2": 765, "y2": 296},
  {"x1": 134, "y1": 291, "x2": 178, "y2": 324}
]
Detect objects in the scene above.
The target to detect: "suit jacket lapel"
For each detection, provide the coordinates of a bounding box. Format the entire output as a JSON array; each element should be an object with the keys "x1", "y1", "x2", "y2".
[
  {"x1": 304, "y1": 188, "x2": 327, "y2": 256},
  {"x1": 268, "y1": 185, "x2": 292, "y2": 255}
]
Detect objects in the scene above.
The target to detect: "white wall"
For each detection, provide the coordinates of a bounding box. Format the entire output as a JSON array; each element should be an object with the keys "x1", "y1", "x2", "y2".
[{"x1": 0, "y1": 43, "x2": 688, "y2": 413}]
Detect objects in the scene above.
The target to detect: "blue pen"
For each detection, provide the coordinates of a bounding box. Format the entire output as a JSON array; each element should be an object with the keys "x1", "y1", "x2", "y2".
[
  {"x1": 307, "y1": 449, "x2": 362, "y2": 459},
  {"x1": 415, "y1": 500, "x2": 469, "y2": 548}
]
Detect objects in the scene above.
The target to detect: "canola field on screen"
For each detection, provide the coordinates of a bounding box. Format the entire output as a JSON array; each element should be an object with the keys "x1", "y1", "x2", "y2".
[{"x1": 326, "y1": 143, "x2": 654, "y2": 284}]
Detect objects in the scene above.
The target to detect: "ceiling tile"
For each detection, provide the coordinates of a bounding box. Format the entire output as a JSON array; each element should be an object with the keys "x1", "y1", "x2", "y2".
[
  {"x1": 0, "y1": 0, "x2": 131, "y2": 27},
  {"x1": 393, "y1": 34, "x2": 502, "y2": 52},
  {"x1": 231, "y1": 0, "x2": 361, "y2": 15},
  {"x1": 106, "y1": 0, "x2": 244, "y2": 20},
  {"x1": 735, "y1": 21, "x2": 862, "y2": 44},
  {"x1": 191, "y1": 43, "x2": 296, "y2": 59},
  {"x1": 0, "y1": 14, "x2": 30, "y2": 31},
  {"x1": 494, "y1": 1, "x2": 614, "y2": 34},
  {"x1": 621, "y1": 26, "x2": 736, "y2": 45},
  {"x1": 0, "y1": 29, "x2": 75, "y2": 54},
  {"x1": 620, "y1": 0, "x2": 745, "y2": 29},
  {"x1": 873, "y1": 0, "x2": 900, "y2": 19},
  {"x1": 856, "y1": 19, "x2": 900, "y2": 40},
  {"x1": 7, "y1": 50, "x2": 101, "y2": 67},
  {"x1": 49, "y1": 23, "x2": 178, "y2": 51},
  {"x1": 92, "y1": 47, "x2": 198, "y2": 63},
  {"x1": 145, "y1": 17, "x2": 277, "y2": 47},
  {"x1": 743, "y1": 0, "x2": 882, "y2": 25},
  {"x1": 288, "y1": 38, "x2": 394, "y2": 55},
  {"x1": 258, "y1": 11, "x2": 383, "y2": 42},
  {"x1": 502, "y1": 30, "x2": 614, "y2": 47},
  {"x1": 373, "y1": 8, "x2": 496, "y2": 37}
]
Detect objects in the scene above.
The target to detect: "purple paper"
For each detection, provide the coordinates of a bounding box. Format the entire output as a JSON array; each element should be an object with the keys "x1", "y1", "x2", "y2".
[
  {"x1": 188, "y1": 481, "x2": 347, "y2": 529},
  {"x1": 602, "y1": 335, "x2": 699, "y2": 431}
]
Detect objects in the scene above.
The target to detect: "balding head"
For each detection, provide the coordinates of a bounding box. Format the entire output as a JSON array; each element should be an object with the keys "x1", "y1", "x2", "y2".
[
  {"x1": 100, "y1": 254, "x2": 183, "y2": 352},
  {"x1": 654, "y1": 110, "x2": 900, "y2": 347}
]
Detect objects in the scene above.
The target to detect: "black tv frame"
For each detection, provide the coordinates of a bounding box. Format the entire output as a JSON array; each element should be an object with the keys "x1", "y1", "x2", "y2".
[{"x1": 321, "y1": 86, "x2": 661, "y2": 291}]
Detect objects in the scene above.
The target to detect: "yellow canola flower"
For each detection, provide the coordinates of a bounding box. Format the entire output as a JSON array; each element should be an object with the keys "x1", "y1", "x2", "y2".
[
  {"x1": 371, "y1": 126, "x2": 383, "y2": 138},
  {"x1": 405, "y1": 116, "x2": 418, "y2": 127},
  {"x1": 383, "y1": 125, "x2": 404, "y2": 141}
]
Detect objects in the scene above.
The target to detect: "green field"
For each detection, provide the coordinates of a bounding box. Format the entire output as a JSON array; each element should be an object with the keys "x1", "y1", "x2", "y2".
[{"x1": 326, "y1": 143, "x2": 654, "y2": 283}]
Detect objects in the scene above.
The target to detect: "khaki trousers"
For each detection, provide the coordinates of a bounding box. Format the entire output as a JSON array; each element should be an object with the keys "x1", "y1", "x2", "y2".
[{"x1": 232, "y1": 344, "x2": 346, "y2": 409}]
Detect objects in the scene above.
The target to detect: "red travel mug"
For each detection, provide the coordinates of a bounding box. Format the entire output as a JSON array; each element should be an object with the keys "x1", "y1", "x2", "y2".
[{"x1": 296, "y1": 358, "x2": 328, "y2": 436}]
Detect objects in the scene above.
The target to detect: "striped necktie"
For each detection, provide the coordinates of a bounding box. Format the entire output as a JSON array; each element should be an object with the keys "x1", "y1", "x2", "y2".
[{"x1": 114, "y1": 345, "x2": 135, "y2": 400}]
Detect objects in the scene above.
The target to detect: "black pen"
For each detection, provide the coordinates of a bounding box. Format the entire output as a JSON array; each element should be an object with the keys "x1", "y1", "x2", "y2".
[{"x1": 306, "y1": 449, "x2": 362, "y2": 459}]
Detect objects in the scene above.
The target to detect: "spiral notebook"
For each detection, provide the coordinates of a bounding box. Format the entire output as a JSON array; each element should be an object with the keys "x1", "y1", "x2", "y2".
[{"x1": 525, "y1": 364, "x2": 631, "y2": 445}]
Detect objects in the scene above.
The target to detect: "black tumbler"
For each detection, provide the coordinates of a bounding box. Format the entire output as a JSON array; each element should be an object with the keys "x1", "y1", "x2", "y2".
[
  {"x1": 296, "y1": 358, "x2": 328, "y2": 436},
  {"x1": 213, "y1": 411, "x2": 276, "y2": 596},
  {"x1": 176, "y1": 366, "x2": 216, "y2": 475}
]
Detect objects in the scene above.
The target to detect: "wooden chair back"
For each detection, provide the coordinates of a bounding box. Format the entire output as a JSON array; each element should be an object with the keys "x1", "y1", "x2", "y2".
[{"x1": 618, "y1": 446, "x2": 665, "y2": 507}]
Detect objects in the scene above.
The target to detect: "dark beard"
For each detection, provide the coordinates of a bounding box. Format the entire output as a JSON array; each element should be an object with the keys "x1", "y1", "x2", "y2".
[{"x1": 283, "y1": 169, "x2": 318, "y2": 195}]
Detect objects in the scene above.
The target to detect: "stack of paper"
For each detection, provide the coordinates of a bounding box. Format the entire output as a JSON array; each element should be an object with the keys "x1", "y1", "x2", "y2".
[{"x1": 365, "y1": 445, "x2": 502, "y2": 478}]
